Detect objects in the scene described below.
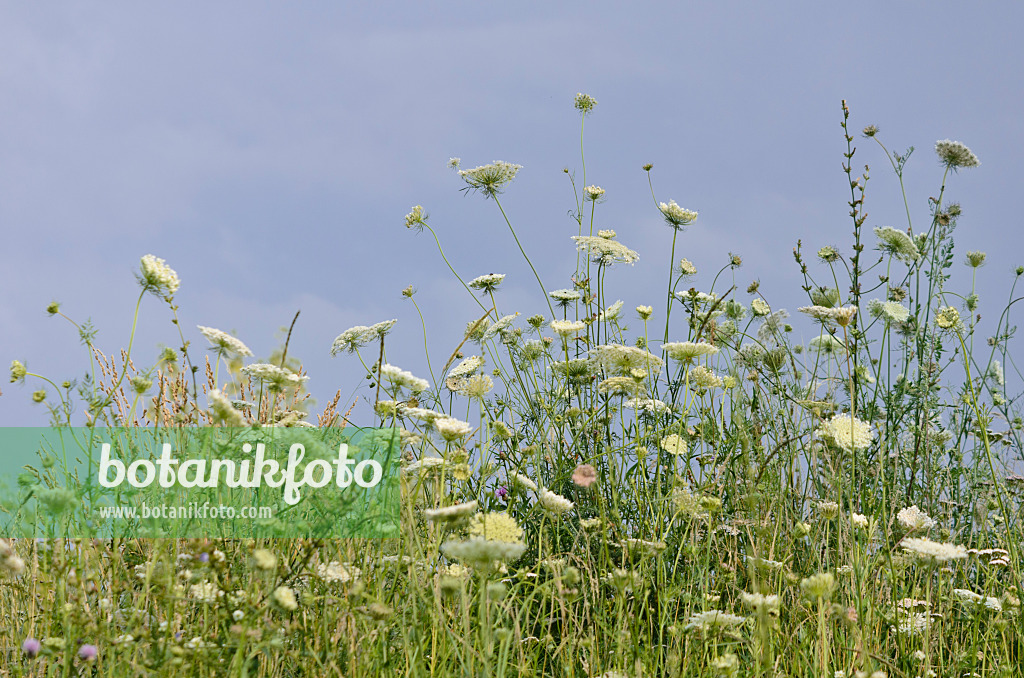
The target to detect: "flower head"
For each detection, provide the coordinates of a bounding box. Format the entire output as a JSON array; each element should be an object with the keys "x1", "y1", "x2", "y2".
[
  {"x1": 584, "y1": 185, "x2": 605, "y2": 201},
  {"x1": 550, "y1": 289, "x2": 581, "y2": 306},
  {"x1": 572, "y1": 235, "x2": 639, "y2": 266},
  {"x1": 468, "y1": 512, "x2": 524, "y2": 543},
  {"x1": 571, "y1": 463, "x2": 598, "y2": 488},
  {"x1": 330, "y1": 320, "x2": 397, "y2": 355},
  {"x1": 874, "y1": 226, "x2": 921, "y2": 262},
  {"x1": 897, "y1": 505, "x2": 936, "y2": 532},
  {"x1": 658, "y1": 200, "x2": 698, "y2": 230},
  {"x1": 901, "y1": 537, "x2": 968, "y2": 563},
  {"x1": 468, "y1": 273, "x2": 506, "y2": 294},
  {"x1": 538, "y1": 489, "x2": 574, "y2": 515},
  {"x1": 405, "y1": 205, "x2": 428, "y2": 230},
  {"x1": 550, "y1": 320, "x2": 586, "y2": 337},
  {"x1": 574, "y1": 93, "x2": 597, "y2": 115},
  {"x1": 78, "y1": 644, "x2": 98, "y2": 661},
  {"x1": 138, "y1": 254, "x2": 180, "y2": 298},
  {"x1": 663, "y1": 341, "x2": 718, "y2": 363},
  {"x1": 935, "y1": 139, "x2": 980, "y2": 169},
  {"x1": 9, "y1": 360, "x2": 26, "y2": 383},
  {"x1": 22, "y1": 638, "x2": 41, "y2": 658},
  {"x1": 379, "y1": 364, "x2": 429, "y2": 394},
  {"x1": 816, "y1": 414, "x2": 873, "y2": 452},
  {"x1": 935, "y1": 306, "x2": 962, "y2": 331},
  {"x1": 240, "y1": 363, "x2": 309, "y2": 390},
  {"x1": 198, "y1": 326, "x2": 253, "y2": 357},
  {"x1": 458, "y1": 161, "x2": 522, "y2": 198}
]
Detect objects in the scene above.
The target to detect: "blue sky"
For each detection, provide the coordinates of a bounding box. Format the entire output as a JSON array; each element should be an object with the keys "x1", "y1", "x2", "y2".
[{"x1": 3, "y1": 3, "x2": 1022, "y2": 425}]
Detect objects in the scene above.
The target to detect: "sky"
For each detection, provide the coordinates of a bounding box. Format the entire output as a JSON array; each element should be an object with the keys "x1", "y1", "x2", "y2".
[{"x1": 2, "y1": 2, "x2": 1022, "y2": 431}]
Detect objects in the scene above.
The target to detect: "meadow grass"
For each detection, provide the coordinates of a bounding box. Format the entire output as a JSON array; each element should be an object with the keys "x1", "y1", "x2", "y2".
[{"x1": 3, "y1": 96, "x2": 1023, "y2": 677}]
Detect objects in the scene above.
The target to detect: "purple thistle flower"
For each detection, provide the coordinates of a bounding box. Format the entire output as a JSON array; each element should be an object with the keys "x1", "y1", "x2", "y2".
[
  {"x1": 198, "y1": 552, "x2": 210, "y2": 563},
  {"x1": 495, "y1": 486, "x2": 509, "y2": 501},
  {"x1": 78, "y1": 644, "x2": 98, "y2": 661},
  {"x1": 22, "y1": 638, "x2": 41, "y2": 658}
]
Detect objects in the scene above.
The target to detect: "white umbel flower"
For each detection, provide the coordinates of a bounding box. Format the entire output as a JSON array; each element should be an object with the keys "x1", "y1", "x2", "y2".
[
  {"x1": 538, "y1": 489, "x2": 574, "y2": 515},
  {"x1": 198, "y1": 326, "x2": 253, "y2": 357}
]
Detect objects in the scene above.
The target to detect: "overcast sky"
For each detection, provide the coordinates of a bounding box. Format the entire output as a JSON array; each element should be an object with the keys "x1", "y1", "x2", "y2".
[{"x1": 3, "y1": 3, "x2": 1022, "y2": 427}]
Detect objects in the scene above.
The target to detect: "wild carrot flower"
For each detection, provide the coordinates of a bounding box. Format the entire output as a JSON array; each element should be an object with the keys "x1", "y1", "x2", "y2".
[
  {"x1": 935, "y1": 306, "x2": 962, "y2": 331},
  {"x1": 197, "y1": 326, "x2": 253, "y2": 357},
  {"x1": 658, "y1": 200, "x2": 698, "y2": 230},
  {"x1": 458, "y1": 160, "x2": 522, "y2": 198},
  {"x1": 468, "y1": 512, "x2": 524, "y2": 543},
  {"x1": 405, "y1": 205, "x2": 428, "y2": 230},
  {"x1": 679, "y1": 258, "x2": 698, "y2": 275},
  {"x1": 9, "y1": 360, "x2": 26, "y2": 383},
  {"x1": 873, "y1": 226, "x2": 921, "y2": 262},
  {"x1": 448, "y1": 355, "x2": 485, "y2": 379},
  {"x1": 424, "y1": 501, "x2": 479, "y2": 523},
  {"x1": 572, "y1": 235, "x2": 639, "y2": 266},
  {"x1": 663, "y1": 341, "x2": 718, "y2": 363},
  {"x1": 897, "y1": 505, "x2": 936, "y2": 532},
  {"x1": 901, "y1": 537, "x2": 968, "y2": 563},
  {"x1": 868, "y1": 299, "x2": 910, "y2": 324},
  {"x1": 800, "y1": 573, "x2": 836, "y2": 601},
  {"x1": 660, "y1": 434, "x2": 688, "y2": 457},
  {"x1": 138, "y1": 254, "x2": 180, "y2": 298},
  {"x1": 379, "y1": 364, "x2": 429, "y2": 393},
  {"x1": 271, "y1": 586, "x2": 299, "y2": 611},
  {"x1": 510, "y1": 472, "x2": 538, "y2": 492},
  {"x1": 433, "y1": 417, "x2": 472, "y2": 442},
  {"x1": 468, "y1": 273, "x2": 506, "y2": 293},
  {"x1": 816, "y1": 414, "x2": 873, "y2": 452},
  {"x1": 965, "y1": 250, "x2": 987, "y2": 268},
  {"x1": 538, "y1": 489, "x2": 574, "y2": 514},
  {"x1": 589, "y1": 344, "x2": 663, "y2": 373},
  {"x1": 584, "y1": 185, "x2": 605, "y2": 201},
  {"x1": 750, "y1": 299, "x2": 770, "y2": 316},
  {"x1": 241, "y1": 363, "x2": 308, "y2": 389},
  {"x1": 208, "y1": 389, "x2": 246, "y2": 426},
  {"x1": 574, "y1": 92, "x2": 597, "y2": 115},
  {"x1": 550, "y1": 320, "x2": 586, "y2": 336},
  {"x1": 684, "y1": 610, "x2": 746, "y2": 631},
  {"x1": 935, "y1": 139, "x2": 980, "y2": 169},
  {"x1": 550, "y1": 289, "x2": 581, "y2": 306},
  {"x1": 330, "y1": 320, "x2": 397, "y2": 355}
]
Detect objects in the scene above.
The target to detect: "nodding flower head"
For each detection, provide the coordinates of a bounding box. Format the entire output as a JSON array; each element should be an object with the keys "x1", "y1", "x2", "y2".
[{"x1": 458, "y1": 161, "x2": 522, "y2": 199}]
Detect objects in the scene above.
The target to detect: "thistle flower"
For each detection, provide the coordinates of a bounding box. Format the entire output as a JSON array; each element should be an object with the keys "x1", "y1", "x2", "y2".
[
  {"x1": 538, "y1": 489, "x2": 574, "y2": 515},
  {"x1": 571, "y1": 464, "x2": 598, "y2": 488},
  {"x1": 138, "y1": 254, "x2": 180, "y2": 298},
  {"x1": 873, "y1": 226, "x2": 921, "y2": 262},
  {"x1": 197, "y1": 326, "x2": 253, "y2": 358},
  {"x1": 424, "y1": 500, "x2": 479, "y2": 523},
  {"x1": 574, "y1": 92, "x2": 597, "y2": 115},
  {"x1": 897, "y1": 505, "x2": 936, "y2": 532},
  {"x1": 78, "y1": 644, "x2": 98, "y2": 661},
  {"x1": 935, "y1": 139, "x2": 980, "y2": 169},
  {"x1": 901, "y1": 537, "x2": 968, "y2": 563},
  {"x1": 379, "y1": 364, "x2": 429, "y2": 394},
  {"x1": 816, "y1": 414, "x2": 873, "y2": 452},
  {"x1": 663, "y1": 341, "x2": 718, "y2": 363},
  {"x1": 468, "y1": 273, "x2": 506, "y2": 293},
  {"x1": 21, "y1": 638, "x2": 40, "y2": 658},
  {"x1": 658, "y1": 200, "x2": 698, "y2": 230},
  {"x1": 550, "y1": 320, "x2": 586, "y2": 336},
  {"x1": 572, "y1": 235, "x2": 640, "y2": 266},
  {"x1": 458, "y1": 160, "x2": 522, "y2": 198},
  {"x1": 330, "y1": 320, "x2": 397, "y2": 355}
]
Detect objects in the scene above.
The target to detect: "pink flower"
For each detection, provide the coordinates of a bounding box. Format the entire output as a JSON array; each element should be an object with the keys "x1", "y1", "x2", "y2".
[{"x1": 571, "y1": 464, "x2": 598, "y2": 488}]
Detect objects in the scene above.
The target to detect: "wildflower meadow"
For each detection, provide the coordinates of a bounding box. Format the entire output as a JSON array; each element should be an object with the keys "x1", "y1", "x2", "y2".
[{"x1": 3, "y1": 95, "x2": 1023, "y2": 678}]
